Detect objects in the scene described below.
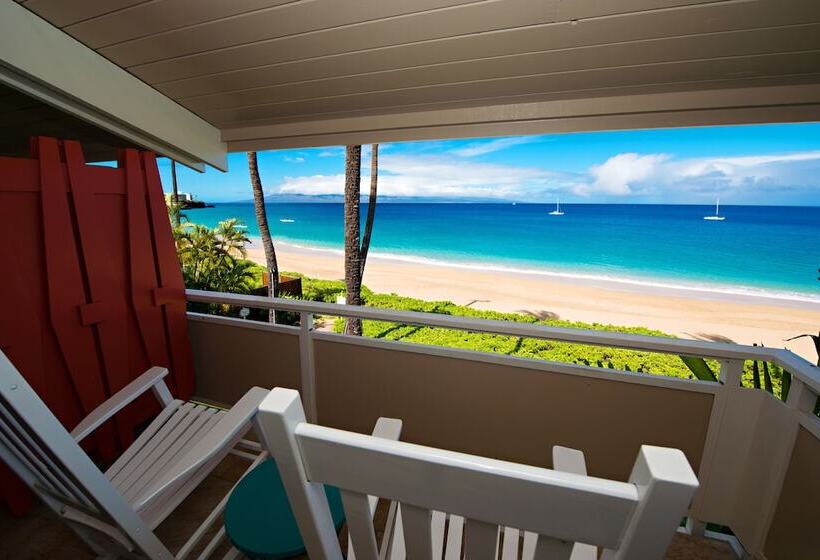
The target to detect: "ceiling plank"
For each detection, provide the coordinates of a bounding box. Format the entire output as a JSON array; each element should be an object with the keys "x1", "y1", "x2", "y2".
[
  {"x1": 100, "y1": 0, "x2": 489, "y2": 67},
  {"x1": 221, "y1": 83, "x2": 820, "y2": 150},
  {"x1": 200, "y1": 51, "x2": 820, "y2": 125},
  {"x1": 177, "y1": 25, "x2": 820, "y2": 112},
  {"x1": 65, "y1": 0, "x2": 299, "y2": 49},
  {"x1": 22, "y1": 0, "x2": 149, "y2": 28},
  {"x1": 130, "y1": 0, "x2": 815, "y2": 86}
]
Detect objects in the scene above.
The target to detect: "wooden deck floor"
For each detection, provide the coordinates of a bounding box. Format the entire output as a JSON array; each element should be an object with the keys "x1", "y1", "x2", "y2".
[{"x1": 0, "y1": 454, "x2": 736, "y2": 559}]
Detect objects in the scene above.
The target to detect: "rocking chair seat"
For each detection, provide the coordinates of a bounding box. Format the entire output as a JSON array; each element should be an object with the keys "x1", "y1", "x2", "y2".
[{"x1": 105, "y1": 400, "x2": 241, "y2": 528}]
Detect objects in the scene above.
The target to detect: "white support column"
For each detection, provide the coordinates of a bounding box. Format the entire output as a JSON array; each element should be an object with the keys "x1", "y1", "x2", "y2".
[{"x1": 299, "y1": 312, "x2": 318, "y2": 423}]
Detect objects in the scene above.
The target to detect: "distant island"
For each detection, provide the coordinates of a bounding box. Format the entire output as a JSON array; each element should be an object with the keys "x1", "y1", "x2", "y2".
[{"x1": 229, "y1": 193, "x2": 510, "y2": 204}]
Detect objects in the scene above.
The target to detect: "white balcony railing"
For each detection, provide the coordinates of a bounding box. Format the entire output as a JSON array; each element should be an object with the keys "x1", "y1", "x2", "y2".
[{"x1": 185, "y1": 288, "x2": 820, "y2": 558}]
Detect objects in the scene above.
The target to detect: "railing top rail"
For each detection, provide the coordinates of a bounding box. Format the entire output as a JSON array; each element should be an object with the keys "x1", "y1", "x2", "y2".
[{"x1": 186, "y1": 289, "x2": 820, "y2": 393}]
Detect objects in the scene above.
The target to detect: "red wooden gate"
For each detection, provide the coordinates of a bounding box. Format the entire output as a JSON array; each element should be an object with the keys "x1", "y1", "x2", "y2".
[{"x1": 0, "y1": 137, "x2": 194, "y2": 514}]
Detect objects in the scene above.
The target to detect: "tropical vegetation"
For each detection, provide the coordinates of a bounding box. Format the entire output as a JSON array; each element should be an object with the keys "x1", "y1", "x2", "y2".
[
  {"x1": 279, "y1": 272, "x2": 793, "y2": 394},
  {"x1": 172, "y1": 216, "x2": 256, "y2": 295}
]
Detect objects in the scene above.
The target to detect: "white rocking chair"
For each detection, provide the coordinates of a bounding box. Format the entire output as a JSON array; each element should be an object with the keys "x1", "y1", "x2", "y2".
[
  {"x1": 255, "y1": 388, "x2": 700, "y2": 560},
  {"x1": 0, "y1": 350, "x2": 269, "y2": 559}
]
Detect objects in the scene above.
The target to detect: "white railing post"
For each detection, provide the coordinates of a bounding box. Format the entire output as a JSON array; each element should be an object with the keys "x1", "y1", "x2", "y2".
[
  {"x1": 690, "y1": 358, "x2": 744, "y2": 523},
  {"x1": 719, "y1": 358, "x2": 744, "y2": 389},
  {"x1": 299, "y1": 311, "x2": 318, "y2": 423},
  {"x1": 785, "y1": 378, "x2": 817, "y2": 414}
]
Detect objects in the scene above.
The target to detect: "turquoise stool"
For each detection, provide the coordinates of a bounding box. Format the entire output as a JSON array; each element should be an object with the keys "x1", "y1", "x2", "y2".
[{"x1": 225, "y1": 458, "x2": 345, "y2": 559}]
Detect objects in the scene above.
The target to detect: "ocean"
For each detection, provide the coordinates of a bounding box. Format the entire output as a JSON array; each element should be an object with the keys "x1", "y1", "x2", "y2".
[{"x1": 184, "y1": 203, "x2": 820, "y2": 303}]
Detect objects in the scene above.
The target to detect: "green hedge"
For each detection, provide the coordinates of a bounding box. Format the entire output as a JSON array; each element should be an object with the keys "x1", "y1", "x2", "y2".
[{"x1": 269, "y1": 270, "x2": 786, "y2": 392}]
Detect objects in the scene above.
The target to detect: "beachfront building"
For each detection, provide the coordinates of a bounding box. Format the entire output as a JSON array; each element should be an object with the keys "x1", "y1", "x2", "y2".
[
  {"x1": 164, "y1": 192, "x2": 195, "y2": 204},
  {"x1": 0, "y1": 1, "x2": 819, "y2": 559}
]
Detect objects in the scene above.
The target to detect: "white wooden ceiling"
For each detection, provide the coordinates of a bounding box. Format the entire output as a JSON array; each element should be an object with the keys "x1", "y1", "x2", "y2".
[{"x1": 14, "y1": 0, "x2": 820, "y2": 153}]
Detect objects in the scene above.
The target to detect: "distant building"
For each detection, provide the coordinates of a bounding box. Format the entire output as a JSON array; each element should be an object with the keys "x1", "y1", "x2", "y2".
[{"x1": 164, "y1": 192, "x2": 194, "y2": 203}]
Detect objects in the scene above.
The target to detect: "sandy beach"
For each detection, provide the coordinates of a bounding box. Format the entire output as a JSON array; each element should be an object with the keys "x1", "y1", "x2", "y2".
[{"x1": 247, "y1": 241, "x2": 820, "y2": 362}]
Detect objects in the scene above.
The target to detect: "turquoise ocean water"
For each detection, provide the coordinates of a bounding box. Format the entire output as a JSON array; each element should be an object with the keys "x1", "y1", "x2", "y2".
[{"x1": 185, "y1": 203, "x2": 819, "y2": 303}]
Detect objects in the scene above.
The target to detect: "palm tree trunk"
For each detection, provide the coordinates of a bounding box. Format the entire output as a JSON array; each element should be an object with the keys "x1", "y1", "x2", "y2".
[
  {"x1": 171, "y1": 160, "x2": 180, "y2": 226},
  {"x1": 344, "y1": 145, "x2": 363, "y2": 335},
  {"x1": 359, "y1": 144, "x2": 378, "y2": 276},
  {"x1": 247, "y1": 151, "x2": 279, "y2": 322}
]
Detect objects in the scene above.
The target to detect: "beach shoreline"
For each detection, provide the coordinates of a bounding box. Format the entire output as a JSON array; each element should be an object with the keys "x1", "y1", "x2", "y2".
[{"x1": 246, "y1": 239, "x2": 820, "y2": 362}]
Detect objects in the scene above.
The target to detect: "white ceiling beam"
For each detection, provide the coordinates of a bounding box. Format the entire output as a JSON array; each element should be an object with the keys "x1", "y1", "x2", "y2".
[{"x1": 0, "y1": 1, "x2": 227, "y2": 171}]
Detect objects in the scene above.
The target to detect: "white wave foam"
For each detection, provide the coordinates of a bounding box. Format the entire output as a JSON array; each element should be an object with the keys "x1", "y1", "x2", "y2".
[{"x1": 262, "y1": 238, "x2": 820, "y2": 306}]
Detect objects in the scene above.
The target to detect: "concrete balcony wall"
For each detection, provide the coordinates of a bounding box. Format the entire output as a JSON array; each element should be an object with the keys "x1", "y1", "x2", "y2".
[
  {"x1": 188, "y1": 314, "x2": 301, "y2": 405},
  {"x1": 764, "y1": 425, "x2": 820, "y2": 558},
  {"x1": 313, "y1": 334, "x2": 714, "y2": 483}
]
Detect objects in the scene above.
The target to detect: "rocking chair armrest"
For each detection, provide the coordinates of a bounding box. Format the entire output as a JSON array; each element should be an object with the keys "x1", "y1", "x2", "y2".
[
  {"x1": 71, "y1": 367, "x2": 172, "y2": 443},
  {"x1": 134, "y1": 386, "x2": 270, "y2": 511}
]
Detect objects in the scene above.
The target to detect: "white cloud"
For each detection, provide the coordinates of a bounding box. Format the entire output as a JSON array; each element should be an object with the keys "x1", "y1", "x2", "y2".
[
  {"x1": 450, "y1": 137, "x2": 536, "y2": 157},
  {"x1": 277, "y1": 154, "x2": 562, "y2": 199},
  {"x1": 670, "y1": 151, "x2": 820, "y2": 186},
  {"x1": 274, "y1": 147, "x2": 820, "y2": 203},
  {"x1": 572, "y1": 150, "x2": 820, "y2": 200},
  {"x1": 283, "y1": 155, "x2": 305, "y2": 163},
  {"x1": 574, "y1": 153, "x2": 668, "y2": 196}
]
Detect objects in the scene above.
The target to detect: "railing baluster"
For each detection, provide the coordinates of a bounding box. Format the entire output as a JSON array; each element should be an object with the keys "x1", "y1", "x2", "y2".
[
  {"x1": 299, "y1": 312, "x2": 318, "y2": 422},
  {"x1": 718, "y1": 359, "x2": 744, "y2": 388}
]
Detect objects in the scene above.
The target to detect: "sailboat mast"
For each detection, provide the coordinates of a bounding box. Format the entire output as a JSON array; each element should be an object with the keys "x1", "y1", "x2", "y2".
[{"x1": 716, "y1": 198, "x2": 720, "y2": 216}]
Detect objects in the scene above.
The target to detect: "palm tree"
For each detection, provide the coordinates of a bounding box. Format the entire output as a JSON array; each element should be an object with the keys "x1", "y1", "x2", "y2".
[
  {"x1": 175, "y1": 221, "x2": 254, "y2": 296},
  {"x1": 360, "y1": 144, "x2": 379, "y2": 275},
  {"x1": 343, "y1": 144, "x2": 380, "y2": 335},
  {"x1": 247, "y1": 151, "x2": 280, "y2": 322},
  {"x1": 344, "y1": 145, "x2": 363, "y2": 335},
  {"x1": 171, "y1": 160, "x2": 180, "y2": 225}
]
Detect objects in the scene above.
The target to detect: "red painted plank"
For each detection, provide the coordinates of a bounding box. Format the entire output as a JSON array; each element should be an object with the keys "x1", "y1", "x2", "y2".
[
  {"x1": 143, "y1": 153, "x2": 195, "y2": 399},
  {"x1": 0, "y1": 237, "x2": 44, "y2": 515},
  {"x1": 64, "y1": 140, "x2": 140, "y2": 448},
  {"x1": 0, "y1": 156, "x2": 125, "y2": 194},
  {"x1": 0, "y1": 177, "x2": 83, "y2": 427},
  {"x1": 122, "y1": 150, "x2": 173, "y2": 392},
  {"x1": 36, "y1": 137, "x2": 117, "y2": 459}
]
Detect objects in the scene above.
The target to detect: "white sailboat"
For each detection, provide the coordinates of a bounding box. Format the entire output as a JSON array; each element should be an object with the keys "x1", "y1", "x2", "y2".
[
  {"x1": 549, "y1": 199, "x2": 564, "y2": 216},
  {"x1": 703, "y1": 198, "x2": 725, "y2": 221}
]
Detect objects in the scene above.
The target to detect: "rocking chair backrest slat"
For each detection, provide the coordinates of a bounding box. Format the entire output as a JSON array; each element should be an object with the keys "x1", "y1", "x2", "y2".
[
  {"x1": 0, "y1": 401, "x2": 92, "y2": 509},
  {"x1": 401, "y1": 503, "x2": 434, "y2": 560},
  {"x1": 342, "y1": 489, "x2": 380, "y2": 560},
  {"x1": 463, "y1": 518, "x2": 499, "y2": 560},
  {"x1": 256, "y1": 388, "x2": 700, "y2": 560},
  {"x1": 0, "y1": 351, "x2": 172, "y2": 559}
]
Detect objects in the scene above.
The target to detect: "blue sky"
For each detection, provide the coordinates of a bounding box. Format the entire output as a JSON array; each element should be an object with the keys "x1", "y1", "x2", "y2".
[{"x1": 158, "y1": 123, "x2": 820, "y2": 205}]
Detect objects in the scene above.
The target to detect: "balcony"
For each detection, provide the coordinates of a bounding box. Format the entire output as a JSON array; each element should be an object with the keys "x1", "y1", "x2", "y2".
[
  {"x1": 2, "y1": 2, "x2": 819, "y2": 557},
  {"x1": 2, "y1": 287, "x2": 818, "y2": 558}
]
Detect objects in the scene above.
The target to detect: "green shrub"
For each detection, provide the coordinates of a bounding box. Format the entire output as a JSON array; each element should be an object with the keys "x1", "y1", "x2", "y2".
[{"x1": 265, "y1": 273, "x2": 785, "y2": 387}]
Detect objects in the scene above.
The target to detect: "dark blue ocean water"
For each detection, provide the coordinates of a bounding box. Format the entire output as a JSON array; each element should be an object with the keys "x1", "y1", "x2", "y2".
[{"x1": 186, "y1": 203, "x2": 819, "y2": 301}]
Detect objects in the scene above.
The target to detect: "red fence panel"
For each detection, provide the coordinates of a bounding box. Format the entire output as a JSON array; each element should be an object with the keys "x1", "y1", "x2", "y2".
[{"x1": 0, "y1": 138, "x2": 195, "y2": 514}]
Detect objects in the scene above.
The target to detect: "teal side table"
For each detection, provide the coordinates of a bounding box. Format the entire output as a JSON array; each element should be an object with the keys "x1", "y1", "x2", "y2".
[{"x1": 225, "y1": 458, "x2": 345, "y2": 559}]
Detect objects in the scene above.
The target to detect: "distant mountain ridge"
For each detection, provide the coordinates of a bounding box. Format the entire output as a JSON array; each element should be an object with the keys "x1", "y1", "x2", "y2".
[{"x1": 227, "y1": 193, "x2": 507, "y2": 204}]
